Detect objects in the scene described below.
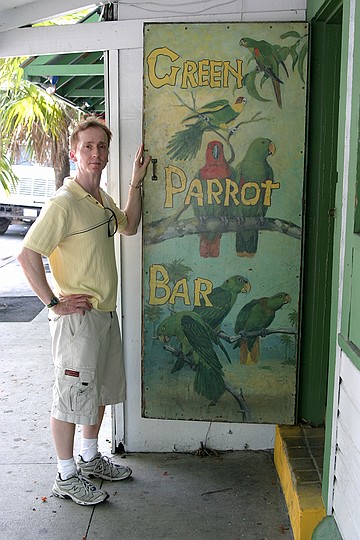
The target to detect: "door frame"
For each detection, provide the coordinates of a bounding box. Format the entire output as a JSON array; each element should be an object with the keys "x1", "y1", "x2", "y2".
[{"x1": 298, "y1": 0, "x2": 342, "y2": 425}]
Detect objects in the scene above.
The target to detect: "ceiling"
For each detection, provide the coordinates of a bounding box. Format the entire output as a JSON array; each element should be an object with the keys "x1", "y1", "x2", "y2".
[
  {"x1": 0, "y1": 1, "x2": 111, "y2": 115},
  {"x1": 0, "y1": 1, "x2": 102, "y2": 32}
]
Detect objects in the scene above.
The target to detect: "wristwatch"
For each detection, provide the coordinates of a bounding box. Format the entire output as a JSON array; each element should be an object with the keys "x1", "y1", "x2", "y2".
[{"x1": 47, "y1": 295, "x2": 60, "y2": 309}]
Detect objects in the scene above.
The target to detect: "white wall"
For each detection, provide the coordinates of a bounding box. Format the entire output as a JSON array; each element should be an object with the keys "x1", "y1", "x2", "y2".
[
  {"x1": 115, "y1": 0, "x2": 307, "y2": 452},
  {"x1": 332, "y1": 353, "x2": 360, "y2": 539}
]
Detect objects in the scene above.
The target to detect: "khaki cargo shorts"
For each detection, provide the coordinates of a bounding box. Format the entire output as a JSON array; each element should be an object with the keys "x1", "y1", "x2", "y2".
[{"x1": 48, "y1": 309, "x2": 126, "y2": 425}]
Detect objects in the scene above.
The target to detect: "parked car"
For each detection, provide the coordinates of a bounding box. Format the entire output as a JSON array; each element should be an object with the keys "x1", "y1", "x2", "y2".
[{"x1": 0, "y1": 164, "x2": 55, "y2": 234}]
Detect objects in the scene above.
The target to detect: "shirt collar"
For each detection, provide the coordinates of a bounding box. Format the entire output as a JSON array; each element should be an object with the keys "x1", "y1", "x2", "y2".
[{"x1": 64, "y1": 177, "x2": 94, "y2": 201}]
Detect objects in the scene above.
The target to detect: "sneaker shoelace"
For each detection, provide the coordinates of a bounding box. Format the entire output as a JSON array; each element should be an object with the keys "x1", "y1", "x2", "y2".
[
  {"x1": 73, "y1": 474, "x2": 99, "y2": 494},
  {"x1": 93, "y1": 455, "x2": 119, "y2": 479}
]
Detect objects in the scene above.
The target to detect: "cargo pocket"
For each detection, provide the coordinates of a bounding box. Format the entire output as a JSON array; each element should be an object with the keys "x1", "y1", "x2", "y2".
[
  {"x1": 72, "y1": 369, "x2": 96, "y2": 416},
  {"x1": 54, "y1": 366, "x2": 97, "y2": 417}
]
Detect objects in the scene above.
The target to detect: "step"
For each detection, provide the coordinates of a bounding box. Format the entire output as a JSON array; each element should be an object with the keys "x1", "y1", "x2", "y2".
[{"x1": 274, "y1": 425, "x2": 326, "y2": 540}]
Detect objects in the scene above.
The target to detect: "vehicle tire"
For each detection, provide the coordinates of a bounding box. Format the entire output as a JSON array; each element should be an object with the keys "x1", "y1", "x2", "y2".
[{"x1": 0, "y1": 217, "x2": 11, "y2": 235}]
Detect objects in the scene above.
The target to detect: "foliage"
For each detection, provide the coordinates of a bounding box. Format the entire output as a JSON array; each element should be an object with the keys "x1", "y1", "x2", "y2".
[
  {"x1": 280, "y1": 309, "x2": 299, "y2": 362},
  {"x1": 242, "y1": 31, "x2": 308, "y2": 105},
  {"x1": 144, "y1": 304, "x2": 164, "y2": 337},
  {"x1": 0, "y1": 149, "x2": 18, "y2": 194},
  {"x1": 0, "y1": 57, "x2": 81, "y2": 190},
  {"x1": 161, "y1": 258, "x2": 193, "y2": 285},
  {"x1": 0, "y1": 7, "x2": 93, "y2": 191},
  {"x1": 33, "y1": 9, "x2": 94, "y2": 27},
  {"x1": 288, "y1": 309, "x2": 298, "y2": 328}
]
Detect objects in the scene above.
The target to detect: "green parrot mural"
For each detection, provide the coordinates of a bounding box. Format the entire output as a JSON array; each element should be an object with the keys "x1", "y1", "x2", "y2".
[
  {"x1": 240, "y1": 37, "x2": 289, "y2": 108},
  {"x1": 157, "y1": 311, "x2": 226, "y2": 403},
  {"x1": 142, "y1": 22, "x2": 307, "y2": 424},
  {"x1": 193, "y1": 274, "x2": 251, "y2": 331},
  {"x1": 166, "y1": 96, "x2": 247, "y2": 161},
  {"x1": 233, "y1": 292, "x2": 291, "y2": 365},
  {"x1": 234, "y1": 137, "x2": 276, "y2": 257},
  {"x1": 192, "y1": 140, "x2": 235, "y2": 258}
]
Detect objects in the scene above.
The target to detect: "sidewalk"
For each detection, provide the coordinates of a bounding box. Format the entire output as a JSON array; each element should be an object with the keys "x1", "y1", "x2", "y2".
[{"x1": 0, "y1": 308, "x2": 293, "y2": 540}]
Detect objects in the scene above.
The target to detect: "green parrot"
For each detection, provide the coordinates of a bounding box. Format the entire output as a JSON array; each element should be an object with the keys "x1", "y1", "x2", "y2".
[
  {"x1": 192, "y1": 140, "x2": 236, "y2": 258},
  {"x1": 240, "y1": 37, "x2": 289, "y2": 108},
  {"x1": 166, "y1": 96, "x2": 247, "y2": 161},
  {"x1": 233, "y1": 292, "x2": 291, "y2": 364},
  {"x1": 234, "y1": 137, "x2": 276, "y2": 257},
  {"x1": 157, "y1": 311, "x2": 226, "y2": 403},
  {"x1": 193, "y1": 274, "x2": 251, "y2": 331}
]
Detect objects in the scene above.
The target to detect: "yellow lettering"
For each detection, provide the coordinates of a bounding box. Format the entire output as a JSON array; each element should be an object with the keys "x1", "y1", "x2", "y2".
[
  {"x1": 148, "y1": 270, "x2": 215, "y2": 307},
  {"x1": 147, "y1": 47, "x2": 180, "y2": 88},
  {"x1": 165, "y1": 165, "x2": 188, "y2": 208},
  {"x1": 224, "y1": 179, "x2": 240, "y2": 207},
  {"x1": 184, "y1": 178, "x2": 204, "y2": 206},
  {"x1": 181, "y1": 60, "x2": 197, "y2": 88},
  {"x1": 207, "y1": 179, "x2": 223, "y2": 205},
  {"x1": 223, "y1": 59, "x2": 243, "y2": 88},
  {"x1": 193, "y1": 278, "x2": 213, "y2": 307},
  {"x1": 198, "y1": 59, "x2": 210, "y2": 86},
  {"x1": 169, "y1": 278, "x2": 191, "y2": 305},
  {"x1": 209, "y1": 60, "x2": 223, "y2": 88},
  {"x1": 241, "y1": 182, "x2": 261, "y2": 206},
  {"x1": 148, "y1": 264, "x2": 171, "y2": 305},
  {"x1": 261, "y1": 179, "x2": 280, "y2": 206}
]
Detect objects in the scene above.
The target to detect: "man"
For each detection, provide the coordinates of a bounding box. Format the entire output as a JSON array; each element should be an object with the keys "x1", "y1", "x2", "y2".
[{"x1": 18, "y1": 117, "x2": 151, "y2": 506}]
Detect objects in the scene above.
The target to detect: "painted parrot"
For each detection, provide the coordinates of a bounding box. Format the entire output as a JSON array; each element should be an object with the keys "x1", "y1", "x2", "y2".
[
  {"x1": 240, "y1": 37, "x2": 289, "y2": 108},
  {"x1": 193, "y1": 274, "x2": 251, "y2": 332},
  {"x1": 166, "y1": 96, "x2": 247, "y2": 161},
  {"x1": 192, "y1": 140, "x2": 235, "y2": 258},
  {"x1": 234, "y1": 137, "x2": 276, "y2": 257},
  {"x1": 233, "y1": 292, "x2": 291, "y2": 364},
  {"x1": 156, "y1": 311, "x2": 226, "y2": 403}
]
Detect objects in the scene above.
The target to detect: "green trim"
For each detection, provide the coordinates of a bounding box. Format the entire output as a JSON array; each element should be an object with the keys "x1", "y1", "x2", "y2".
[
  {"x1": 312, "y1": 516, "x2": 342, "y2": 539},
  {"x1": 308, "y1": 0, "x2": 344, "y2": 21},
  {"x1": 20, "y1": 6, "x2": 106, "y2": 114},
  {"x1": 67, "y1": 89, "x2": 104, "y2": 98},
  {"x1": 306, "y1": 0, "x2": 345, "y2": 508},
  {"x1": 24, "y1": 64, "x2": 104, "y2": 76},
  {"x1": 338, "y1": 333, "x2": 360, "y2": 371},
  {"x1": 298, "y1": 8, "x2": 341, "y2": 425}
]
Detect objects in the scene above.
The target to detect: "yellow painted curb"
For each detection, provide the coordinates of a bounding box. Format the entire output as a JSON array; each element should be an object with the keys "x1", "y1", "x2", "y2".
[{"x1": 274, "y1": 426, "x2": 326, "y2": 540}]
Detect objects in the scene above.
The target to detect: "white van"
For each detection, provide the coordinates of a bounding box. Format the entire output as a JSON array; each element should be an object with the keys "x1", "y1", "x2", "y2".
[{"x1": 0, "y1": 164, "x2": 55, "y2": 234}]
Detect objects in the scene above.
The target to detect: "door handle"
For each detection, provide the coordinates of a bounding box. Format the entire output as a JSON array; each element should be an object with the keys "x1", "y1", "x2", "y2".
[{"x1": 151, "y1": 158, "x2": 158, "y2": 181}]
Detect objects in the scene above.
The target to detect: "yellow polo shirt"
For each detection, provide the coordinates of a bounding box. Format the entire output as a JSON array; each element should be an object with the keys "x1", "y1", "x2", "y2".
[{"x1": 23, "y1": 178, "x2": 127, "y2": 311}]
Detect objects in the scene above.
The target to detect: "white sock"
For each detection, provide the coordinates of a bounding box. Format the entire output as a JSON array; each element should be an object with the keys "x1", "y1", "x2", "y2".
[
  {"x1": 80, "y1": 437, "x2": 98, "y2": 462},
  {"x1": 57, "y1": 457, "x2": 77, "y2": 480}
]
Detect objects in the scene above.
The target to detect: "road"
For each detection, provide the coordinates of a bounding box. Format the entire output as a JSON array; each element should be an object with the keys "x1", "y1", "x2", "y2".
[{"x1": 0, "y1": 223, "x2": 33, "y2": 297}]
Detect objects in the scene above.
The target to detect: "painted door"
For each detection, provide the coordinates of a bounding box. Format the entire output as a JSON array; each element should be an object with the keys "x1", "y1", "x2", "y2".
[{"x1": 142, "y1": 22, "x2": 308, "y2": 424}]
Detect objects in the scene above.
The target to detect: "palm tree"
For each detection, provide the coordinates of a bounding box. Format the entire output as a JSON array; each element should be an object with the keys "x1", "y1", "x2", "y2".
[
  {"x1": 144, "y1": 304, "x2": 164, "y2": 338},
  {"x1": 0, "y1": 8, "x2": 105, "y2": 192},
  {"x1": 0, "y1": 144, "x2": 18, "y2": 193},
  {"x1": 163, "y1": 258, "x2": 193, "y2": 286},
  {"x1": 0, "y1": 57, "x2": 82, "y2": 191}
]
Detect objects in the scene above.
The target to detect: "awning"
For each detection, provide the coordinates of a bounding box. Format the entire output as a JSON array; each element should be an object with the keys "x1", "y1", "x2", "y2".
[{"x1": 21, "y1": 6, "x2": 110, "y2": 115}]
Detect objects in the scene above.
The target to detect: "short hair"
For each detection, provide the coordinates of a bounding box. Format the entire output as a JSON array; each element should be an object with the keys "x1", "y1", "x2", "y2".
[{"x1": 70, "y1": 116, "x2": 112, "y2": 150}]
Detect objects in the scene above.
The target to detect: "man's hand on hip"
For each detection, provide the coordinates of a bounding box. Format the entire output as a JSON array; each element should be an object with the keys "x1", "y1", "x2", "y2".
[{"x1": 52, "y1": 294, "x2": 93, "y2": 316}]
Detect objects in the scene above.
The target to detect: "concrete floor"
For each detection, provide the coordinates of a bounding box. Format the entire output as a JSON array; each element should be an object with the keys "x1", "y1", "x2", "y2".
[
  {"x1": 0, "y1": 229, "x2": 293, "y2": 539},
  {"x1": 0, "y1": 311, "x2": 293, "y2": 540}
]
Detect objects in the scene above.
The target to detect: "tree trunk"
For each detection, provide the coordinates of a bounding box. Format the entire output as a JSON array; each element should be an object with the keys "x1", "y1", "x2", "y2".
[{"x1": 53, "y1": 147, "x2": 70, "y2": 191}]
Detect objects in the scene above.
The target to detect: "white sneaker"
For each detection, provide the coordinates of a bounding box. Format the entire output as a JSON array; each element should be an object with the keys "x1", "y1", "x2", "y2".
[
  {"x1": 77, "y1": 452, "x2": 132, "y2": 481},
  {"x1": 52, "y1": 472, "x2": 109, "y2": 506}
]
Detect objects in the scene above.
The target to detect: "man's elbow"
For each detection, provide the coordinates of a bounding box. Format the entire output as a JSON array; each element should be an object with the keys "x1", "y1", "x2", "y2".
[
  {"x1": 122, "y1": 226, "x2": 139, "y2": 237},
  {"x1": 17, "y1": 246, "x2": 39, "y2": 267},
  {"x1": 17, "y1": 247, "x2": 27, "y2": 266}
]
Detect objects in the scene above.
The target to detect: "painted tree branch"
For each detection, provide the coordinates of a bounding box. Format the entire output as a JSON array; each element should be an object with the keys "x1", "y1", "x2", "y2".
[
  {"x1": 218, "y1": 327, "x2": 298, "y2": 345},
  {"x1": 143, "y1": 214, "x2": 301, "y2": 245},
  {"x1": 162, "y1": 344, "x2": 251, "y2": 421}
]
